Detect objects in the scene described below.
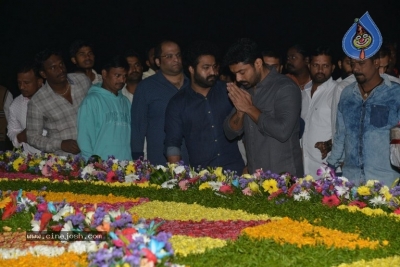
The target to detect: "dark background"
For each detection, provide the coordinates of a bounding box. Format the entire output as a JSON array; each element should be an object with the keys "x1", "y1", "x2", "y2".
[{"x1": 1, "y1": 0, "x2": 399, "y2": 96}]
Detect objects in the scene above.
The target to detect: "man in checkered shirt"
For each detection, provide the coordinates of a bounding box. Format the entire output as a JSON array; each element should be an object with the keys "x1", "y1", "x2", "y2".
[{"x1": 26, "y1": 48, "x2": 91, "y2": 156}]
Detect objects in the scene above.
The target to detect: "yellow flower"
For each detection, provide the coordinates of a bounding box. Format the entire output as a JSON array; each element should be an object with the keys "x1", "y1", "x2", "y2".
[
  {"x1": 214, "y1": 167, "x2": 226, "y2": 182},
  {"x1": 248, "y1": 181, "x2": 261, "y2": 194},
  {"x1": 304, "y1": 174, "x2": 314, "y2": 182},
  {"x1": 0, "y1": 197, "x2": 12, "y2": 209},
  {"x1": 125, "y1": 164, "x2": 136, "y2": 175},
  {"x1": 199, "y1": 182, "x2": 211, "y2": 190},
  {"x1": 198, "y1": 169, "x2": 209, "y2": 176},
  {"x1": 262, "y1": 179, "x2": 279, "y2": 194},
  {"x1": 384, "y1": 191, "x2": 392, "y2": 201},
  {"x1": 366, "y1": 180, "x2": 379, "y2": 187},
  {"x1": 12, "y1": 157, "x2": 24, "y2": 171},
  {"x1": 112, "y1": 163, "x2": 118, "y2": 171},
  {"x1": 357, "y1": 186, "x2": 371, "y2": 196},
  {"x1": 242, "y1": 174, "x2": 253, "y2": 179}
]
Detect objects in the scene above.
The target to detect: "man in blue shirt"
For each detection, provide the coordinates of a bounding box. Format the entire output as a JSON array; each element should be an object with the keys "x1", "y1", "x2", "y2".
[
  {"x1": 131, "y1": 40, "x2": 189, "y2": 165},
  {"x1": 327, "y1": 12, "x2": 400, "y2": 185},
  {"x1": 164, "y1": 41, "x2": 245, "y2": 174}
]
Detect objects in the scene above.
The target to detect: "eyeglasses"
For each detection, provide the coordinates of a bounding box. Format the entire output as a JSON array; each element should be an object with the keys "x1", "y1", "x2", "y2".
[{"x1": 160, "y1": 53, "x2": 181, "y2": 59}]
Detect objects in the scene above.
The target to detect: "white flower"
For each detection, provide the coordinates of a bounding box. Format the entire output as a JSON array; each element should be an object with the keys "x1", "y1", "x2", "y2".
[
  {"x1": 61, "y1": 221, "x2": 73, "y2": 232},
  {"x1": 65, "y1": 163, "x2": 72, "y2": 170},
  {"x1": 31, "y1": 219, "x2": 41, "y2": 231},
  {"x1": 119, "y1": 160, "x2": 128, "y2": 168},
  {"x1": 335, "y1": 185, "x2": 349, "y2": 197},
  {"x1": 108, "y1": 210, "x2": 121, "y2": 220},
  {"x1": 293, "y1": 191, "x2": 311, "y2": 201},
  {"x1": 156, "y1": 165, "x2": 167, "y2": 172},
  {"x1": 80, "y1": 164, "x2": 95, "y2": 179},
  {"x1": 174, "y1": 165, "x2": 185, "y2": 175},
  {"x1": 52, "y1": 204, "x2": 74, "y2": 222},
  {"x1": 85, "y1": 211, "x2": 95, "y2": 225},
  {"x1": 17, "y1": 197, "x2": 35, "y2": 211},
  {"x1": 369, "y1": 196, "x2": 387, "y2": 207},
  {"x1": 38, "y1": 160, "x2": 46, "y2": 170},
  {"x1": 68, "y1": 241, "x2": 98, "y2": 254},
  {"x1": 208, "y1": 181, "x2": 223, "y2": 191},
  {"x1": 103, "y1": 214, "x2": 111, "y2": 224},
  {"x1": 161, "y1": 179, "x2": 178, "y2": 189},
  {"x1": 125, "y1": 173, "x2": 140, "y2": 182}
]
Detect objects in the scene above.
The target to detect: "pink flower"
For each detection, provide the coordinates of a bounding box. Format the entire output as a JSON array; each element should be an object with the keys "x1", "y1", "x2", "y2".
[
  {"x1": 106, "y1": 171, "x2": 117, "y2": 183},
  {"x1": 322, "y1": 195, "x2": 340, "y2": 207},
  {"x1": 112, "y1": 239, "x2": 125, "y2": 247},
  {"x1": 37, "y1": 202, "x2": 48, "y2": 212},
  {"x1": 219, "y1": 185, "x2": 234, "y2": 194},
  {"x1": 179, "y1": 180, "x2": 189, "y2": 190},
  {"x1": 254, "y1": 169, "x2": 263, "y2": 178},
  {"x1": 242, "y1": 187, "x2": 253, "y2": 196},
  {"x1": 394, "y1": 208, "x2": 400, "y2": 215},
  {"x1": 349, "y1": 200, "x2": 367, "y2": 209},
  {"x1": 41, "y1": 161, "x2": 53, "y2": 177}
]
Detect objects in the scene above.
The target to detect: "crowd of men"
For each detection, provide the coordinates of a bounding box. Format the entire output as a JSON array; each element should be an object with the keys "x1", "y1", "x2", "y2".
[{"x1": 2, "y1": 23, "x2": 400, "y2": 186}]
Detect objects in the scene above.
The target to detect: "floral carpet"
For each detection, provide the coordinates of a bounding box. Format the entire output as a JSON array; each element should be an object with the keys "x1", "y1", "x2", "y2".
[{"x1": 0, "y1": 151, "x2": 400, "y2": 266}]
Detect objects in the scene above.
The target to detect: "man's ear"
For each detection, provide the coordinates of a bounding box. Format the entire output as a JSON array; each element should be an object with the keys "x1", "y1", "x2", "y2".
[
  {"x1": 155, "y1": 58, "x2": 161, "y2": 67},
  {"x1": 331, "y1": 64, "x2": 336, "y2": 73},
  {"x1": 337, "y1": 60, "x2": 342, "y2": 69},
  {"x1": 278, "y1": 65, "x2": 283, "y2": 73},
  {"x1": 146, "y1": 60, "x2": 151, "y2": 68},
  {"x1": 188, "y1": 66, "x2": 195, "y2": 75},
  {"x1": 37, "y1": 78, "x2": 44, "y2": 88},
  {"x1": 374, "y1": 58, "x2": 380, "y2": 69},
  {"x1": 71, "y1": 57, "x2": 77, "y2": 65},
  {"x1": 39, "y1": 70, "x2": 46, "y2": 80},
  {"x1": 101, "y1": 69, "x2": 107, "y2": 79},
  {"x1": 255, "y1": 58, "x2": 263, "y2": 69}
]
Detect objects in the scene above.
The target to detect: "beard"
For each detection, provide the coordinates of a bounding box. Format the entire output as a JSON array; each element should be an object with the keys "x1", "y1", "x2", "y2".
[
  {"x1": 239, "y1": 71, "x2": 261, "y2": 89},
  {"x1": 311, "y1": 73, "x2": 329, "y2": 84},
  {"x1": 193, "y1": 72, "x2": 217, "y2": 88},
  {"x1": 126, "y1": 72, "x2": 142, "y2": 83},
  {"x1": 354, "y1": 73, "x2": 366, "y2": 84}
]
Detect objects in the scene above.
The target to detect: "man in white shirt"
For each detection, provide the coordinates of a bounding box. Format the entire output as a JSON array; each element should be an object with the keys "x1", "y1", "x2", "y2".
[
  {"x1": 142, "y1": 47, "x2": 157, "y2": 79},
  {"x1": 336, "y1": 54, "x2": 352, "y2": 82},
  {"x1": 8, "y1": 61, "x2": 44, "y2": 154},
  {"x1": 121, "y1": 50, "x2": 143, "y2": 103},
  {"x1": 70, "y1": 40, "x2": 102, "y2": 85},
  {"x1": 301, "y1": 46, "x2": 337, "y2": 176}
]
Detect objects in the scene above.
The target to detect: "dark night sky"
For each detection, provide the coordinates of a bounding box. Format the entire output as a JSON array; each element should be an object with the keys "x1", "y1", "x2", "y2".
[{"x1": 1, "y1": 0, "x2": 399, "y2": 95}]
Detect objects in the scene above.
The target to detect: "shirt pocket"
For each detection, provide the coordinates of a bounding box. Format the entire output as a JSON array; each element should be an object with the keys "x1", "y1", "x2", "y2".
[{"x1": 370, "y1": 105, "x2": 389, "y2": 128}]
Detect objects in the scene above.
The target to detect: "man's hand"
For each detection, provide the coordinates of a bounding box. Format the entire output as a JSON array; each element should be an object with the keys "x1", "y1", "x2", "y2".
[
  {"x1": 315, "y1": 139, "x2": 332, "y2": 159},
  {"x1": 227, "y1": 83, "x2": 253, "y2": 113},
  {"x1": 17, "y1": 129, "x2": 27, "y2": 143},
  {"x1": 61, "y1": 139, "x2": 81, "y2": 154}
]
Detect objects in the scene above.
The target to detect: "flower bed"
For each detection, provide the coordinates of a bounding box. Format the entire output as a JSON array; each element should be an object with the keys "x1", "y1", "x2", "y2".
[{"x1": 1, "y1": 150, "x2": 400, "y2": 266}]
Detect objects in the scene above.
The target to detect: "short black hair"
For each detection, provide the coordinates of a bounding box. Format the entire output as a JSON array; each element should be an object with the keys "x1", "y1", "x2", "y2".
[
  {"x1": 261, "y1": 50, "x2": 282, "y2": 63},
  {"x1": 35, "y1": 48, "x2": 63, "y2": 71},
  {"x1": 223, "y1": 38, "x2": 261, "y2": 67},
  {"x1": 309, "y1": 46, "x2": 335, "y2": 64},
  {"x1": 102, "y1": 55, "x2": 129, "y2": 72},
  {"x1": 288, "y1": 44, "x2": 309, "y2": 58},
  {"x1": 69, "y1": 40, "x2": 93, "y2": 58},
  {"x1": 124, "y1": 50, "x2": 142, "y2": 63},
  {"x1": 338, "y1": 53, "x2": 350, "y2": 62},
  {"x1": 17, "y1": 60, "x2": 41, "y2": 78},
  {"x1": 185, "y1": 41, "x2": 220, "y2": 69}
]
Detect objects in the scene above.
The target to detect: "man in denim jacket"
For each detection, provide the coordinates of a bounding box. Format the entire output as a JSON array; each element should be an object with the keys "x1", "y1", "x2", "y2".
[{"x1": 327, "y1": 53, "x2": 400, "y2": 186}]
